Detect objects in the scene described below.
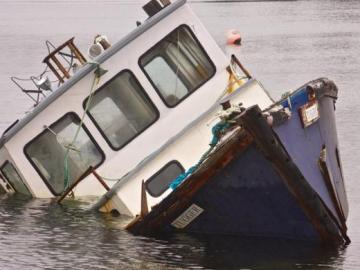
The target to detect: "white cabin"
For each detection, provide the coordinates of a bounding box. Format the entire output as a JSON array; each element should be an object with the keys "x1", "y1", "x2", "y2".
[{"x1": 0, "y1": 0, "x2": 273, "y2": 217}]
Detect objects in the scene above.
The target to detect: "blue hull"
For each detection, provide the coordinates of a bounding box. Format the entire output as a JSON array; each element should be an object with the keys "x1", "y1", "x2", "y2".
[
  {"x1": 168, "y1": 144, "x2": 319, "y2": 240},
  {"x1": 127, "y1": 78, "x2": 349, "y2": 244}
]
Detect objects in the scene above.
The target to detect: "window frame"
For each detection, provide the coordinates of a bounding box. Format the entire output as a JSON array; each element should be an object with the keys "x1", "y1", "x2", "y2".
[
  {"x1": 139, "y1": 24, "x2": 217, "y2": 108},
  {"x1": 0, "y1": 160, "x2": 31, "y2": 195},
  {"x1": 83, "y1": 69, "x2": 160, "y2": 151},
  {"x1": 145, "y1": 160, "x2": 185, "y2": 197},
  {"x1": 23, "y1": 112, "x2": 106, "y2": 196}
]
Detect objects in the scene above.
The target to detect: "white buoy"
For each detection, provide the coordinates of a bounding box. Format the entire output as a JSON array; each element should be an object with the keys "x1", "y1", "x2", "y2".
[{"x1": 88, "y1": 43, "x2": 104, "y2": 59}]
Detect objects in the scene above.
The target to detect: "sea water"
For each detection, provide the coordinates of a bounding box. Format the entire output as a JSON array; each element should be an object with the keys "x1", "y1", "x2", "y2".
[{"x1": 0, "y1": 0, "x2": 359, "y2": 269}]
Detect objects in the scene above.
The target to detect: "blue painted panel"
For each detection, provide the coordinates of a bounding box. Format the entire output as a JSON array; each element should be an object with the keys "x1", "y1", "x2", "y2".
[
  {"x1": 167, "y1": 145, "x2": 319, "y2": 240},
  {"x1": 281, "y1": 87, "x2": 309, "y2": 109},
  {"x1": 274, "y1": 95, "x2": 344, "y2": 224},
  {"x1": 318, "y1": 99, "x2": 348, "y2": 218}
]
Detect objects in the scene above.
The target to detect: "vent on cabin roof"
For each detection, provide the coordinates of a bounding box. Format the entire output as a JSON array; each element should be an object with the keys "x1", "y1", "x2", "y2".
[{"x1": 143, "y1": 0, "x2": 171, "y2": 17}]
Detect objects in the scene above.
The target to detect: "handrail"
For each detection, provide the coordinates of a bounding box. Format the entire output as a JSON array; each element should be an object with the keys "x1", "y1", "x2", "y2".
[{"x1": 231, "y1": 54, "x2": 252, "y2": 79}]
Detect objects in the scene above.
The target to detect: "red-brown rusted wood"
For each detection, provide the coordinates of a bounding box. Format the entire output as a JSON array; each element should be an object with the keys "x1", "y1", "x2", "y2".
[
  {"x1": 231, "y1": 54, "x2": 252, "y2": 79},
  {"x1": 43, "y1": 37, "x2": 86, "y2": 82},
  {"x1": 56, "y1": 166, "x2": 93, "y2": 204},
  {"x1": 92, "y1": 170, "x2": 110, "y2": 191},
  {"x1": 45, "y1": 61, "x2": 64, "y2": 83},
  {"x1": 43, "y1": 37, "x2": 75, "y2": 63},
  {"x1": 140, "y1": 180, "x2": 149, "y2": 218},
  {"x1": 50, "y1": 55, "x2": 70, "y2": 79},
  {"x1": 23, "y1": 90, "x2": 43, "y2": 93},
  {"x1": 127, "y1": 105, "x2": 348, "y2": 244},
  {"x1": 68, "y1": 41, "x2": 87, "y2": 64},
  {"x1": 238, "y1": 105, "x2": 346, "y2": 244},
  {"x1": 126, "y1": 129, "x2": 253, "y2": 234}
]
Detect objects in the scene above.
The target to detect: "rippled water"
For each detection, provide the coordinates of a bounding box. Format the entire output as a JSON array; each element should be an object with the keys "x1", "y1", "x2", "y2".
[
  {"x1": 0, "y1": 0, "x2": 360, "y2": 269},
  {"x1": 0, "y1": 195, "x2": 352, "y2": 270}
]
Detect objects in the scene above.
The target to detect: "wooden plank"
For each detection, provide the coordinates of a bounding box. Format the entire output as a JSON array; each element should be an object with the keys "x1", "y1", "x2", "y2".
[
  {"x1": 45, "y1": 61, "x2": 64, "y2": 83},
  {"x1": 68, "y1": 41, "x2": 87, "y2": 64},
  {"x1": 57, "y1": 167, "x2": 93, "y2": 204},
  {"x1": 43, "y1": 37, "x2": 75, "y2": 63},
  {"x1": 231, "y1": 54, "x2": 252, "y2": 79},
  {"x1": 51, "y1": 55, "x2": 70, "y2": 79},
  {"x1": 140, "y1": 180, "x2": 149, "y2": 217},
  {"x1": 92, "y1": 170, "x2": 110, "y2": 191}
]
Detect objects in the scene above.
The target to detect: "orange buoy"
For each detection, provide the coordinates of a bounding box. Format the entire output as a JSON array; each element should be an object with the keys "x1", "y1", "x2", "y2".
[{"x1": 226, "y1": 29, "x2": 242, "y2": 45}]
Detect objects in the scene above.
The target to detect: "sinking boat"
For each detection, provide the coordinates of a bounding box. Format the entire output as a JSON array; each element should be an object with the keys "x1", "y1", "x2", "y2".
[{"x1": 0, "y1": 0, "x2": 349, "y2": 244}]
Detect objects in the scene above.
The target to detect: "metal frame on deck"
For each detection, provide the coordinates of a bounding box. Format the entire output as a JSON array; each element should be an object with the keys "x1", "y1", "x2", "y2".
[{"x1": 0, "y1": 0, "x2": 187, "y2": 147}]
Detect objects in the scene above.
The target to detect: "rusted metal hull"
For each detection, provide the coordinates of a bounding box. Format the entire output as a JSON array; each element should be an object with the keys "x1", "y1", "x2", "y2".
[{"x1": 126, "y1": 78, "x2": 349, "y2": 244}]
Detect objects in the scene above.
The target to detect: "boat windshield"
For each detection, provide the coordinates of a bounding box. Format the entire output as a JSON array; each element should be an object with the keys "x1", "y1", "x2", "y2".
[
  {"x1": 24, "y1": 113, "x2": 104, "y2": 195},
  {"x1": 140, "y1": 25, "x2": 215, "y2": 107}
]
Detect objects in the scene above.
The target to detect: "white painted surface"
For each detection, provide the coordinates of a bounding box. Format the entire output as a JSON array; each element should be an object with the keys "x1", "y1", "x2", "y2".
[{"x1": 0, "y1": 2, "x2": 273, "y2": 216}]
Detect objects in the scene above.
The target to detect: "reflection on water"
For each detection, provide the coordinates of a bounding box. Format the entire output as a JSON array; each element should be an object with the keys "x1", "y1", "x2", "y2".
[
  {"x1": 1, "y1": 0, "x2": 360, "y2": 269},
  {"x1": 0, "y1": 195, "x2": 348, "y2": 270}
]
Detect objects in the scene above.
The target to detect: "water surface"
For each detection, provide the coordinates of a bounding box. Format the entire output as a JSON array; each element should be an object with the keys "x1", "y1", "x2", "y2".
[{"x1": 0, "y1": 0, "x2": 360, "y2": 269}]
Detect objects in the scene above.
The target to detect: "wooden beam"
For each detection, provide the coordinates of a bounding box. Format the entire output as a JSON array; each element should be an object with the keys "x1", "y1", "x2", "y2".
[
  {"x1": 92, "y1": 170, "x2": 110, "y2": 191},
  {"x1": 140, "y1": 180, "x2": 149, "y2": 218},
  {"x1": 51, "y1": 55, "x2": 70, "y2": 79},
  {"x1": 57, "y1": 167, "x2": 93, "y2": 204},
  {"x1": 68, "y1": 41, "x2": 87, "y2": 64},
  {"x1": 231, "y1": 54, "x2": 252, "y2": 79},
  {"x1": 45, "y1": 61, "x2": 64, "y2": 83}
]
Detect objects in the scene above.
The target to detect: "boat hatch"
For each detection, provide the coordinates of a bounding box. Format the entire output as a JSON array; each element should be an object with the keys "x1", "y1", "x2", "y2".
[
  {"x1": 139, "y1": 24, "x2": 216, "y2": 107},
  {"x1": 0, "y1": 161, "x2": 31, "y2": 196},
  {"x1": 24, "y1": 113, "x2": 105, "y2": 195}
]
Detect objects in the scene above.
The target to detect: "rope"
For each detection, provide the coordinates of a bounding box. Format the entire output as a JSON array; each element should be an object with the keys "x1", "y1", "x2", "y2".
[
  {"x1": 62, "y1": 62, "x2": 103, "y2": 191},
  {"x1": 95, "y1": 63, "x2": 245, "y2": 192},
  {"x1": 169, "y1": 120, "x2": 231, "y2": 190}
]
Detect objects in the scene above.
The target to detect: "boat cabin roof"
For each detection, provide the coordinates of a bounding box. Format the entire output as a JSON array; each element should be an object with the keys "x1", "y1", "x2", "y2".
[{"x1": 0, "y1": 0, "x2": 187, "y2": 148}]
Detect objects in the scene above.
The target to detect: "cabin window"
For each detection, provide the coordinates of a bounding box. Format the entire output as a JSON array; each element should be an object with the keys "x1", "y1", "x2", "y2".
[
  {"x1": 0, "y1": 161, "x2": 31, "y2": 195},
  {"x1": 140, "y1": 25, "x2": 216, "y2": 107},
  {"x1": 24, "y1": 113, "x2": 105, "y2": 195},
  {"x1": 146, "y1": 161, "x2": 184, "y2": 197},
  {"x1": 84, "y1": 70, "x2": 159, "y2": 150}
]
